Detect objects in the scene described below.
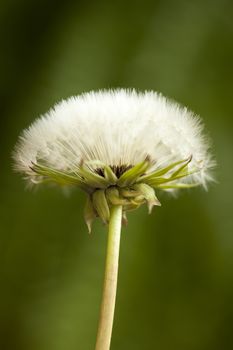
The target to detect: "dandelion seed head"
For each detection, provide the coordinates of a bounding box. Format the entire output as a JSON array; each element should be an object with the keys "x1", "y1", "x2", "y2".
[{"x1": 13, "y1": 89, "x2": 215, "y2": 228}]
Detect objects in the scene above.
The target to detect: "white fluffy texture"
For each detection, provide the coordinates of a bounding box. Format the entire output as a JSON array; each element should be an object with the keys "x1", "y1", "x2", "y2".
[{"x1": 14, "y1": 89, "x2": 213, "y2": 187}]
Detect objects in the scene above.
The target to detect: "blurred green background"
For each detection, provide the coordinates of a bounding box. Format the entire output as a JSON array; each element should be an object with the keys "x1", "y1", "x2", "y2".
[{"x1": 1, "y1": 0, "x2": 233, "y2": 349}]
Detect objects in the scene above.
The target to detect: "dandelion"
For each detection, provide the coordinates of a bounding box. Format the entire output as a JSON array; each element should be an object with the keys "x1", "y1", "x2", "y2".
[{"x1": 13, "y1": 89, "x2": 214, "y2": 350}]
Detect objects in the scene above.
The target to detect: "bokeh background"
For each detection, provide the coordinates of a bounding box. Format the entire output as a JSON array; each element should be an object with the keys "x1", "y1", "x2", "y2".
[{"x1": 1, "y1": 0, "x2": 233, "y2": 349}]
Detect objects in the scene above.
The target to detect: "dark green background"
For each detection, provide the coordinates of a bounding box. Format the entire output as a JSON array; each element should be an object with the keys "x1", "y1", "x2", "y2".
[{"x1": 1, "y1": 1, "x2": 233, "y2": 349}]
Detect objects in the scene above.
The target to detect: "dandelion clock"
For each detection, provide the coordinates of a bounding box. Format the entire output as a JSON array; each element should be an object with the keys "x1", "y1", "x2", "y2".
[{"x1": 13, "y1": 89, "x2": 214, "y2": 350}]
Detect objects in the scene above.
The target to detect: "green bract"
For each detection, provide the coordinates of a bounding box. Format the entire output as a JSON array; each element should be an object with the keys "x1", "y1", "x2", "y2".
[{"x1": 31, "y1": 156, "x2": 199, "y2": 232}]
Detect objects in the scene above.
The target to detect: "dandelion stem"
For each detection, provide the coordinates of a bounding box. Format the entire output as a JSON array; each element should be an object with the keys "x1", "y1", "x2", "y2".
[{"x1": 95, "y1": 205, "x2": 122, "y2": 350}]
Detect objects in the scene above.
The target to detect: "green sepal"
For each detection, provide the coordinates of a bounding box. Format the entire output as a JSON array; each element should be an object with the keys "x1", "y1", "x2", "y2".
[
  {"x1": 78, "y1": 165, "x2": 108, "y2": 189},
  {"x1": 142, "y1": 156, "x2": 197, "y2": 187},
  {"x1": 84, "y1": 196, "x2": 96, "y2": 233},
  {"x1": 83, "y1": 160, "x2": 118, "y2": 184},
  {"x1": 31, "y1": 163, "x2": 86, "y2": 188},
  {"x1": 130, "y1": 195, "x2": 145, "y2": 205},
  {"x1": 104, "y1": 166, "x2": 118, "y2": 184},
  {"x1": 169, "y1": 155, "x2": 192, "y2": 178},
  {"x1": 119, "y1": 188, "x2": 141, "y2": 198},
  {"x1": 133, "y1": 183, "x2": 161, "y2": 213},
  {"x1": 137, "y1": 156, "x2": 192, "y2": 184},
  {"x1": 117, "y1": 157, "x2": 151, "y2": 187},
  {"x1": 92, "y1": 189, "x2": 110, "y2": 224},
  {"x1": 106, "y1": 187, "x2": 128, "y2": 205},
  {"x1": 157, "y1": 183, "x2": 200, "y2": 189},
  {"x1": 148, "y1": 168, "x2": 198, "y2": 187},
  {"x1": 123, "y1": 202, "x2": 141, "y2": 212}
]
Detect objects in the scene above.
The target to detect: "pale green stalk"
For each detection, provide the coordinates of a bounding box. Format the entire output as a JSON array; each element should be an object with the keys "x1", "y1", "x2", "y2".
[{"x1": 95, "y1": 205, "x2": 123, "y2": 350}]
